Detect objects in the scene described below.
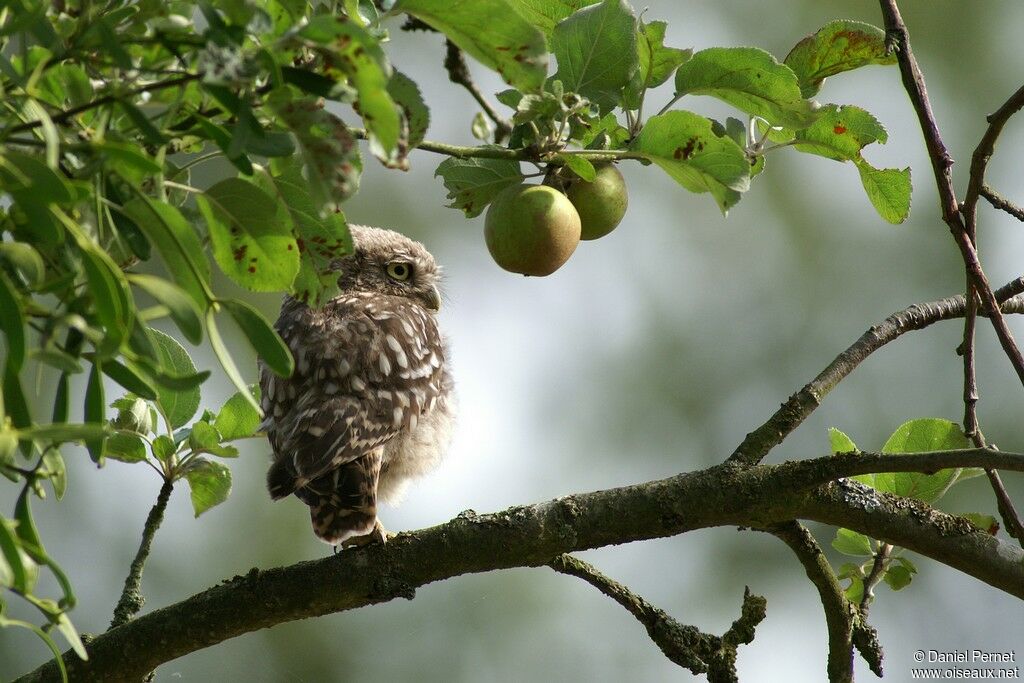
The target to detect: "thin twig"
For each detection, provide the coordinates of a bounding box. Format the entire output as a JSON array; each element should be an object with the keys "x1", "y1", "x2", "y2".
[
  {"x1": 980, "y1": 185, "x2": 1024, "y2": 222},
  {"x1": 547, "y1": 555, "x2": 765, "y2": 683},
  {"x1": 3, "y1": 74, "x2": 201, "y2": 137},
  {"x1": 962, "y1": 83, "x2": 1024, "y2": 222},
  {"x1": 858, "y1": 543, "x2": 892, "y2": 619},
  {"x1": 110, "y1": 479, "x2": 174, "y2": 630},
  {"x1": 985, "y1": 469, "x2": 1024, "y2": 542},
  {"x1": 879, "y1": 0, "x2": 1024, "y2": 390},
  {"x1": 443, "y1": 41, "x2": 512, "y2": 144},
  {"x1": 728, "y1": 278, "x2": 1024, "y2": 466}
]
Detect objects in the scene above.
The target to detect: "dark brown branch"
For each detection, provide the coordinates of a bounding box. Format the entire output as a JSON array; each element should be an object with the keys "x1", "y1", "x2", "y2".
[
  {"x1": 3, "y1": 74, "x2": 201, "y2": 137},
  {"x1": 110, "y1": 479, "x2": 173, "y2": 629},
  {"x1": 547, "y1": 555, "x2": 764, "y2": 682},
  {"x1": 879, "y1": 0, "x2": 1024, "y2": 391},
  {"x1": 980, "y1": 185, "x2": 1024, "y2": 222},
  {"x1": 443, "y1": 41, "x2": 512, "y2": 144},
  {"x1": 728, "y1": 280, "x2": 1024, "y2": 466},
  {"x1": 962, "y1": 83, "x2": 1024, "y2": 223},
  {"x1": 858, "y1": 542, "x2": 892, "y2": 618},
  {"x1": 985, "y1": 469, "x2": 1024, "y2": 542},
  {"x1": 16, "y1": 449, "x2": 1024, "y2": 682},
  {"x1": 767, "y1": 522, "x2": 866, "y2": 682}
]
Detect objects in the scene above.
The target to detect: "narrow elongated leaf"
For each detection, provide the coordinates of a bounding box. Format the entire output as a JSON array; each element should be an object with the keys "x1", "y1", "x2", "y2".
[
  {"x1": 118, "y1": 100, "x2": 166, "y2": 145},
  {"x1": 121, "y1": 197, "x2": 211, "y2": 309},
  {"x1": 197, "y1": 178, "x2": 299, "y2": 292},
  {"x1": 207, "y1": 311, "x2": 261, "y2": 414},
  {"x1": 0, "y1": 517, "x2": 31, "y2": 592},
  {"x1": 183, "y1": 458, "x2": 232, "y2": 516},
  {"x1": 40, "y1": 449, "x2": 67, "y2": 499},
  {"x1": 856, "y1": 159, "x2": 911, "y2": 225},
  {"x1": 674, "y1": 47, "x2": 817, "y2": 129},
  {"x1": 396, "y1": 0, "x2": 547, "y2": 93},
  {"x1": 148, "y1": 329, "x2": 202, "y2": 429},
  {"x1": 785, "y1": 20, "x2": 896, "y2": 98},
  {"x1": 219, "y1": 299, "x2": 293, "y2": 377},
  {"x1": 128, "y1": 274, "x2": 203, "y2": 344},
  {"x1": 84, "y1": 364, "x2": 106, "y2": 463},
  {"x1": 55, "y1": 612, "x2": 88, "y2": 660},
  {"x1": 4, "y1": 364, "x2": 32, "y2": 430},
  {"x1": 552, "y1": 0, "x2": 638, "y2": 112},
  {"x1": 76, "y1": 241, "x2": 133, "y2": 352},
  {"x1": 434, "y1": 156, "x2": 524, "y2": 217},
  {"x1": 0, "y1": 270, "x2": 25, "y2": 371},
  {"x1": 0, "y1": 150, "x2": 74, "y2": 203},
  {"x1": 100, "y1": 359, "x2": 157, "y2": 400},
  {"x1": 630, "y1": 111, "x2": 750, "y2": 213},
  {"x1": 0, "y1": 242, "x2": 46, "y2": 287}
]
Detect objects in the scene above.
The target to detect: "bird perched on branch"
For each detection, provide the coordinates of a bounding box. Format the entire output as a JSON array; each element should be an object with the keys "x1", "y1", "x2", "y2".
[{"x1": 261, "y1": 225, "x2": 455, "y2": 546}]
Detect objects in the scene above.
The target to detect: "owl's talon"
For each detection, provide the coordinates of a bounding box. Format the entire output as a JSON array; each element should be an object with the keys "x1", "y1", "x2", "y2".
[{"x1": 340, "y1": 520, "x2": 390, "y2": 548}]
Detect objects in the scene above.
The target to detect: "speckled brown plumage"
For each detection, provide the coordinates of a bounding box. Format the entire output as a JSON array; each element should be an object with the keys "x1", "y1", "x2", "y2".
[{"x1": 261, "y1": 226, "x2": 455, "y2": 545}]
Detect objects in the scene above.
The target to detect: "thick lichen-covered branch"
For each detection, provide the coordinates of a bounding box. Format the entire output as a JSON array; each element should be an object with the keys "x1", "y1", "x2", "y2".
[
  {"x1": 547, "y1": 555, "x2": 764, "y2": 682},
  {"x1": 17, "y1": 448, "x2": 1024, "y2": 683}
]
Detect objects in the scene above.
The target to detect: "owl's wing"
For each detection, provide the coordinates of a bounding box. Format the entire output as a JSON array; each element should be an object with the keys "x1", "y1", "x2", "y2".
[{"x1": 263, "y1": 296, "x2": 446, "y2": 499}]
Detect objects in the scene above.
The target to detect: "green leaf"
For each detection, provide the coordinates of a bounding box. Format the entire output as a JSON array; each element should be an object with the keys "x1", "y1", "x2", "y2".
[
  {"x1": 0, "y1": 517, "x2": 33, "y2": 593},
  {"x1": 22, "y1": 423, "x2": 108, "y2": 443},
  {"x1": 197, "y1": 178, "x2": 299, "y2": 292},
  {"x1": 40, "y1": 449, "x2": 66, "y2": 500},
  {"x1": 674, "y1": 47, "x2": 817, "y2": 130},
  {"x1": 0, "y1": 270, "x2": 26, "y2": 372},
  {"x1": 883, "y1": 561, "x2": 916, "y2": 591},
  {"x1": 3, "y1": 364, "x2": 32, "y2": 431},
  {"x1": 121, "y1": 197, "x2": 211, "y2": 309},
  {"x1": 84, "y1": 364, "x2": 106, "y2": 464},
  {"x1": 558, "y1": 154, "x2": 596, "y2": 182},
  {"x1": 785, "y1": 20, "x2": 896, "y2": 98},
  {"x1": 118, "y1": 100, "x2": 166, "y2": 145},
  {"x1": 188, "y1": 421, "x2": 239, "y2": 458},
  {"x1": 106, "y1": 433, "x2": 147, "y2": 463},
  {"x1": 843, "y1": 575, "x2": 864, "y2": 604},
  {"x1": 206, "y1": 311, "x2": 260, "y2": 415},
  {"x1": 832, "y1": 528, "x2": 873, "y2": 557},
  {"x1": 272, "y1": 94, "x2": 361, "y2": 207},
  {"x1": 396, "y1": 0, "x2": 547, "y2": 93},
  {"x1": 149, "y1": 329, "x2": 202, "y2": 429},
  {"x1": 630, "y1": 110, "x2": 750, "y2": 213},
  {"x1": 0, "y1": 150, "x2": 74, "y2": 204},
  {"x1": 100, "y1": 359, "x2": 157, "y2": 401},
  {"x1": 152, "y1": 434, "x2": 176, "y2": 462},
  {"x1": 214, "y1": 385, "x2": 262, "y2": 440},
  {"x1": 962, "y1": 512, "x2": 999, "y2": 535},
  {"x1": 873, "y1": 418, "x2": 970, "y2": 503},
  {"x1": 219, "y1": 299, "x2": 293, "y2": 377},
  {"x1": 55, "y1": 612, "x2": 88, "y2": 660},
  {"x1": 794, "y1": 105, "x2": 887, "y2": 161},
  {"x1": 623, "y1": 20, "x2": 692, "y2": 109},
  {"x1": 183, "y1": 458, "x2": 232, "y2": 516},
  {"x1": 254, "y1": 161, "x2": 353, "y2": 306},
  {"x1": 0, "y1": 242, "x2": 46, "y2": 288},
  {"x1": 388, "y1": 70, "x2": 430, "y2": 150},
  {"x1": 300, "y1": 17, "x2": 402, "y2": 166},
  {"x1": 128, "y1": 274, "x2": 203, "y2": 345},
  {"x1": 828, "y1": 426, "x2": 873, "y2": 487},
  {"x1": 434, "y1": 156, "x2": 524, "y2": 217},
  {"x1": 505, "y1": 0, "x2": 599, "y2": 38},
  {"x1": 76, "y1": 240, "x2": 133, "y2": 352},
  {"x1": 855, "y1": 159, "x2": 911, "y2": 225},
  {"x1": 93, "y1": 141, "x2": 163, "y2": 176},
  {"x1": 552, "y1": 0, "x2": 638, "y2": 112}
]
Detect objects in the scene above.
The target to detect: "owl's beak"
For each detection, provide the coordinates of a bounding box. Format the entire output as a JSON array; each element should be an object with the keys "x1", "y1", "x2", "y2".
[{"x1": 425, "y1": 285, "x2": 442, "y2": 311}]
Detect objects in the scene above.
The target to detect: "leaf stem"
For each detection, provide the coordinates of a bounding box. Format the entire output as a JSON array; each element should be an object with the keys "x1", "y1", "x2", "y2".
[{"x1": 109, "y1": 478, "x2": 173, "y2": 630}]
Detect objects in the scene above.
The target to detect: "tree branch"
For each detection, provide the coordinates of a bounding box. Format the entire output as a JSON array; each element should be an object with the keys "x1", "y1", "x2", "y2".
[
  {"x1": 980, "y1": 185, "x2": 1024, "y2": 222},
  {"x1": 766, "y1": 522, "x2": 869, "y2": 682},
  {"x1": 16, "y1": 448, "x2": 1024, "y2": 682},
  {"x1": 728, "y1": 279, "x2": 1024, "y2": 466},
  {"x1": 879, "y1": 0, "x2": 1024, "y2": 389},
  {"x1": 443, "y1": 40, "x2": 512, "y2": 144},
  {"x1": 110, "y1": 479, "x2": 173, "y2": 630},
  {"x1": 547, "y1": 555, "x2": 764, "y2": 682}
]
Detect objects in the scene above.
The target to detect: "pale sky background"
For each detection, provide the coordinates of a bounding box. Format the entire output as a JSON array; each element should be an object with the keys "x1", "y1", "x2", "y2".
[{"x1": 3, "y1": 2, "x2": 1024, "y2": 681}]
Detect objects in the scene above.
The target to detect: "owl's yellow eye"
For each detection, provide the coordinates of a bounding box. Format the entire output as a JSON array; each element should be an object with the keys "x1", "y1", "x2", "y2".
[{"x1": 386, "y1": 261, "x2": 412, "y2": 281}]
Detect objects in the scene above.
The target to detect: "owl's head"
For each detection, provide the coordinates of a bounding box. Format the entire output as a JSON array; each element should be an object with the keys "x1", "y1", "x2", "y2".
[{"x1": 334, "y1": 225, "x2": 442, "y2": 311}]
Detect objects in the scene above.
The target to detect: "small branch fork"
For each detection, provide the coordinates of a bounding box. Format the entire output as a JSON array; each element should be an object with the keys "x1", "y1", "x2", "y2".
[
  {"x1": 879, "y1": 0, "x2": 1024, "y2": 543},
  {"x1": 547, "y1": 555, "x2": 766, "y2": 683},
  {"x1": 443, "y1": 41, "x2": 513, "y2": 144}
]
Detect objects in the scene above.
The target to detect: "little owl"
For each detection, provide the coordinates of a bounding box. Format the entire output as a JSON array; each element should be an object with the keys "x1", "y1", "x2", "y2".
[{"x1": 261, "y1": 225, "x2": 455, "y2": 545}]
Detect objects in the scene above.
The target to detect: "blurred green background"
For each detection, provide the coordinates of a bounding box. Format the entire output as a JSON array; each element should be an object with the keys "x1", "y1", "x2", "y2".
[{"x1": 3, "y1": 1, "x2": 1024, "y2": 680}]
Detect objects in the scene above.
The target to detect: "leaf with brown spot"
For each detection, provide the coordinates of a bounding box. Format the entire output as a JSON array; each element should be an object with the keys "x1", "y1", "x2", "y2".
[{"x1": 785, "y1": 20, "x2": 896, "y2": 98}]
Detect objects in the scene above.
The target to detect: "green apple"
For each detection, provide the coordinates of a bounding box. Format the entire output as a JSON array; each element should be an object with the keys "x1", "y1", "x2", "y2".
[
  {"x1": 566, "y1": 164, "x2": 628, "y2": 240},
  {"x1": 484, "y1": 184, "x2": 581, "y2": 276}
]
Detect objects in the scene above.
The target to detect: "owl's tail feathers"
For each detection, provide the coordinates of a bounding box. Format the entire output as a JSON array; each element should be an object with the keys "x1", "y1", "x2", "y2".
[
  {"x1": 266, "y1": 459, "x2": 299, "y2": 500},
  {"x1": 303, "y1": 451, "x2": 383, "y2": 545}
]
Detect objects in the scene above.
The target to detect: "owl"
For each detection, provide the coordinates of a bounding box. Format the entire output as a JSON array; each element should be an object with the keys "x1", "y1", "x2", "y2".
[{"x1": 260, "y1": 225, "x2": 455, "y2": 546}]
